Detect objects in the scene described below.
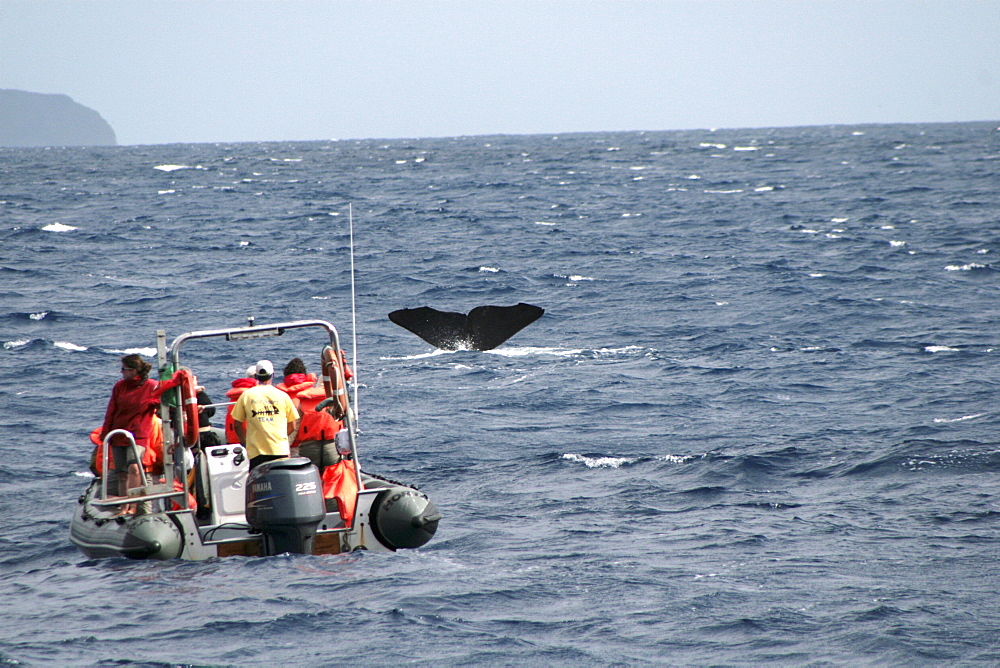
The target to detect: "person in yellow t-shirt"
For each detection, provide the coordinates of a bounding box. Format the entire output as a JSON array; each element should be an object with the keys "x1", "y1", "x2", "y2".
[{"x1": 231, "y1": 359, "x2": 300, "y2": 469}]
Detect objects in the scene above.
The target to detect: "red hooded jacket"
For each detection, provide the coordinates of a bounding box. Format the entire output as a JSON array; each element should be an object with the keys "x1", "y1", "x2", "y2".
[
  {"x1": 100, "y1": 372, "x2": 183, "y2": 449},
  {"x1": 225, "y1": 377, "x2": 258, "y2": 444}
]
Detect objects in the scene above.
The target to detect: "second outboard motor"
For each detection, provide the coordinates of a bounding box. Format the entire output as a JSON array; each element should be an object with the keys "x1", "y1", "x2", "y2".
[
  {"x1": 365, "y1": 477, "x2": 441, "y2": 550},
  {"x1": 246, "y1": 458, "x2": 325, "y2": 556}
]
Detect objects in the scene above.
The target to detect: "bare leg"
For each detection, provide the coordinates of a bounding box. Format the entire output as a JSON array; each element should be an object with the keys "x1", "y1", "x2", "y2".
[{"x1": 121, "y1": 463, "x2": 142, "y2": 514}]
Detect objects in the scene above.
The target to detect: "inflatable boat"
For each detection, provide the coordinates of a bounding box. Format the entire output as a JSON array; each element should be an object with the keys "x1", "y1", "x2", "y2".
[{"x1": 69, "y1": 318, "x2": 440, "y2": 560}]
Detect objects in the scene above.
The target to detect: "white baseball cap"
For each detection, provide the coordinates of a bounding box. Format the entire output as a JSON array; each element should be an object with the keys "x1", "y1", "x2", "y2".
[{"x1": 254, "y1": 359, "x2": 274, "y2": 378}]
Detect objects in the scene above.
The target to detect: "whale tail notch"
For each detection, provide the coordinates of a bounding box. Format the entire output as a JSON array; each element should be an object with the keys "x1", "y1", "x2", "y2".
[{"x1": 388, "y1": 303, "x2": 544, "y2": 351}]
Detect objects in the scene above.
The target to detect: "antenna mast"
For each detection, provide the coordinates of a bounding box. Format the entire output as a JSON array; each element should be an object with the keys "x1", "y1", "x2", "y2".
[{"x1": 349, "y1": 203, "x2": 359, "y2": 421}]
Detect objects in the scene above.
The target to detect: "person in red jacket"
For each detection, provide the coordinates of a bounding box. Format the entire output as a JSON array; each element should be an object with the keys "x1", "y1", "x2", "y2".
[
  {"x1": 224, "y1": 366, "x2": 258, "y2": 445},
  {"x1": 100, "y1": 354, "x2": 183, "y2": 514}
]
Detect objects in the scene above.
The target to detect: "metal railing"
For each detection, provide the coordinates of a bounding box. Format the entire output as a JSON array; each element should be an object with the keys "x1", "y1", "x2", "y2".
[{"x1": 90, "y1": 429, "x2": 185, "y2": 509}]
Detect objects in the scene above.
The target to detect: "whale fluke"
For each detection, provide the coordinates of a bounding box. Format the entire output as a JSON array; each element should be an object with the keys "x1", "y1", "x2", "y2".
[{"x1": 388, "y1": 303, "x2": 544, "y2": 351}]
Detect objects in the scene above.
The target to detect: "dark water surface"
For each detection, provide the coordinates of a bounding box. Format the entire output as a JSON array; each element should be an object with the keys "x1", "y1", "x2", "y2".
[{"x1": 2, "y1": 122, "x2": 999, "y2": 665}]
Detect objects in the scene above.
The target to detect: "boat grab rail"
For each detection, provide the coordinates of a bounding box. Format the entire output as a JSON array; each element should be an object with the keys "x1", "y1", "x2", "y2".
[
  {"x1": 161, "y1": 316, "x2": 358, "y2": 485},
  {"x1": 166, "y1": 319, "x2": 342, "y2": 363},
  {"x1": 99, "y1": 429, "x2": 148, "y2": 501},
  {"x1": 156, "y1": 318, "x2": 359, "y2": 515},
  {"x1": 199, "y1": 401, "x2": 234, "y2": 410},
  {"x1": 96, "y1": 429, "x2": 185, "y2": 508}
]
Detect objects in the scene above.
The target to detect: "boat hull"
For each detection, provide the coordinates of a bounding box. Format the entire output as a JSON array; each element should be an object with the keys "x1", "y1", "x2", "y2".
[
  {"x1": 70, "y1": 480, "x2": 184, "y2": 560},
  {"x1": 69, "y1": 468, "x2": 440, "y2": 560}
]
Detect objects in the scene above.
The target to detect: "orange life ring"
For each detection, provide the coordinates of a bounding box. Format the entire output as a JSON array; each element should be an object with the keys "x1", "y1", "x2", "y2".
[
  {"x1": 177, "y1": 368, "x2": 200, "y2": 446},
  {"x1": 320, "y1": 346, "x2": 349, "y2": 419}
]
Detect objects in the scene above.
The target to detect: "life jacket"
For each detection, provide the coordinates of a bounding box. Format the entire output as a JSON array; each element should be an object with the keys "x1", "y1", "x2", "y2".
[
  {"x1": 170, "y1": 478, "x2": 197, "y2": 511},
  {"x1": 224, "y1": 378, "x2": 258, "y2": 444},
  {"x1": 322, "y1": 459, "x2": 361, "y2": 526},
  {"x1": 89, "y1": 415, "x2": 164, "y2": 476},
  {"x1": 293, "y1": 385, "x2": 343, "y2": 447},
  {"x1": 276, "y1": 373, "x2": 319, "y2": 408}
]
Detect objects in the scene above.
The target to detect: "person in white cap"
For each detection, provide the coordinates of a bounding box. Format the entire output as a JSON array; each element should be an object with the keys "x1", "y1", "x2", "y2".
[{"x1": 230, "y1": 359, "x2": 300, "y2": 469}]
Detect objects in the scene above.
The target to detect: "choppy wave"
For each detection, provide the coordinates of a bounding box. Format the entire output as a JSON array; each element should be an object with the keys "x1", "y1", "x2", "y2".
[{"x1": 1, "y1": 122, "x2": 998, "y2": 666}]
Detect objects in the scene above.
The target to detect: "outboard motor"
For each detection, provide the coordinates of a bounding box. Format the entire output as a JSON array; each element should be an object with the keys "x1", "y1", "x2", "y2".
[
  {"x1": 246, "y1": 458, "x2": 325, "y2": 556},
  {"x1": 366, "y1": 479, "x2": 441, "y2": 550}
]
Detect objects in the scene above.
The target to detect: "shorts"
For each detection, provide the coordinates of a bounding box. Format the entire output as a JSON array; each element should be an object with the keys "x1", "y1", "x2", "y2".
[
  {"x1": 298, "y1": 440, "x2": 340, "y2": 472},
  {"x1": 199, "y1": 429, "x2": 221, "y2": 449},
  {"x1": 111, "y1": 443, "x2": 146, "y2": 473},
  {"x1": 249, "y1": 454, "x2": 287, "y2": 470}
]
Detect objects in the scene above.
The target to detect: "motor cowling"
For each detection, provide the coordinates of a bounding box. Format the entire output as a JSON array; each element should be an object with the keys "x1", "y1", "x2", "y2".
[
  {"x1": 246, "y1": 457, "x2": 325, "y2": 556},
  {"x1": 367, "y1": 483, "x2": 441, "y2": 550}
]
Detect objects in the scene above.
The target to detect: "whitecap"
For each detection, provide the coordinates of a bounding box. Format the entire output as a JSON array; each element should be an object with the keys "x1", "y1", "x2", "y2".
[
  {"x1": 699, "y1": 143, "x2": 726, "y2": 149},
  {"x1": 479, "y1": 266, "x2": 501, "y2": 273},
  {"x1": 29, "y1": 312, "x2": 48, "y2": 320},
  {"x1": 932, "y1": 414, "x2": 984, "y2": 423},
  {"x1": 733, "y1": 146, "x2": 758, "y2": 152},
  {"x1": 592, "y1": 346, "x2": 645, "y2": 356},
  {"x1": 831, "y1": 217, "x2": 849, "y2": 223},
  {"x1": 754, "y1": 186, "x2": 774, "y2": 192},
  {"x1": 535, "y1": 221, "x2": 556, "y2": 226},
  {"x1": 123, "y1": 347, "x2": 157, "y2": 356},
  {"x1": 158, "y1": 189, "x2": 176, "y2": 195},
  {"x1": 41, "y1": 222, "x2": 77, "y2": 232},
  {"x1": 380, "y1": 349, "x2": 452, "y2": 361},
  {"x1": 488, "y1": 346, "x2": 584, "y2": 358},
  {"x1": 74, "y1": 470, "x2": 96, "y2": 478},
  {"x1": 153, "y1": 164, "x2": 190, "y2": 172},
  {"x1": 890, "y1": 240, "x2": 906, "y2": 247},
  {"x1": 656, "y1": 454, "x2": 696, "y2": 464},
  {"x1": 3, "y1": 339, "x2": 30, "y2": 349},
  {"x1": 944, "y1": 263, "x2": 987, "y2": 271},
  {"x1": 562, "y1": 453, "x2": 638, "y2": 469},
  {"x1": 105, "y1": 347, "x2": 157, "y2": 356},
  {"x1": 704, "y1": 189, "x2": 744, "y2": 194},
  {"x1": 924, "y1": 345, "x2": 959, "y2": 353},
  {"x1": 54, "y1": 341, "x2": 88, "y2": 352}
]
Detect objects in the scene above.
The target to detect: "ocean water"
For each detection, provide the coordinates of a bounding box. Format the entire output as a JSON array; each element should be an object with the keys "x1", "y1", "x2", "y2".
[{"x1": 1, "y1": 122, "x2": 999, "y2": 666}]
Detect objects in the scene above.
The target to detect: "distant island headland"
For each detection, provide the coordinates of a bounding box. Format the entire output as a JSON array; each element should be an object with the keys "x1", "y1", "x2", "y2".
[{"x1": 1, "y1": 89, "x2": 117, "y2": 147}]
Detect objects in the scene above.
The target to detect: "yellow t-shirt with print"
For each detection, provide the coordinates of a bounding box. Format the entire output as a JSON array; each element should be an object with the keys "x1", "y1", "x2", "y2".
[{"x1": 230, "y1": 383, "x2": 299, "y2": 459}]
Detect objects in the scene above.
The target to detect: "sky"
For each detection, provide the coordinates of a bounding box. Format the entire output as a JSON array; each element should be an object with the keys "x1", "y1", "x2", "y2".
[{"x1": 1, "y1": 0, "x2": 998, "y2": 145}]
